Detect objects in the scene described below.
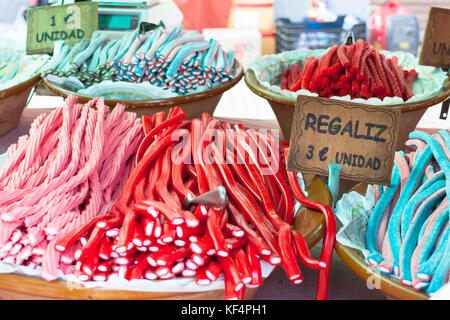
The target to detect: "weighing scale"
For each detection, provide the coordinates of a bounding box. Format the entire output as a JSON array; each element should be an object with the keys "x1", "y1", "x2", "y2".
[{"x1": 51, "y1": 0, "x2": 183, "y2": 33}]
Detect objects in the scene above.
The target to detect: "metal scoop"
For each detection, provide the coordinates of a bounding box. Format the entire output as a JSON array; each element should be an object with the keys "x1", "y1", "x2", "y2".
[{"x1": 184, "y1": 186, "x2": 228, "y2": 209}]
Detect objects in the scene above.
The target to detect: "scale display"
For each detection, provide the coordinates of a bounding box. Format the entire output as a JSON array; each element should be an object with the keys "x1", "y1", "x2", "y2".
[{"x1": 98, "y1": 12, "x2": 140, "y2": 31}]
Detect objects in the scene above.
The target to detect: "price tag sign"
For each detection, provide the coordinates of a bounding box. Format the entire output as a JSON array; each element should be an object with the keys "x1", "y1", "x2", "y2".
[
  {"x1": 286, "y1": 95, "x2": 401, "y2": 186},
  {"x1": 419, "y1": 7, "x2": 450, "y2": 69},
  {"x1": 26, "y1": 2, "x2": 98, "y2": 55}
]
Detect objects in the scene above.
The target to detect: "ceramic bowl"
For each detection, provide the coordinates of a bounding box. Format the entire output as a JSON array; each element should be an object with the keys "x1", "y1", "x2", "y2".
[
  {"x1": 334, "y1": 182, "x2": 429, "y2": 300},
  {"x1": 0, "y1": 74, "x2": 42, "y2": 137},
  {"x1": 43, "y1": 60, "x2": 244, "y2": 119},
  {"x1": 244, "y1": 68, "x2": 450, "y2": 150}
]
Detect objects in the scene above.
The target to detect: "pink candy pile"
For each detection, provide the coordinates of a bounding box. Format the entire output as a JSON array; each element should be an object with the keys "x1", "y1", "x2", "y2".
[{"x1": 0, "y1": 96, "x2": 144, "y2": 281}]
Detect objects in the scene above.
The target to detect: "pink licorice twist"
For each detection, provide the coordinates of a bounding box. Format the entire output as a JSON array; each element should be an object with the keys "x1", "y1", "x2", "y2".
[
  {"x1": 0, "y1": 221, "x2": 21, "y2": 246},
  {"x1": 7, "y1": 122, "x2": 62, "y2": 188},
  {"x1": 104, "y1": 102, "x2": 126, "y2": 132},
  {"x1": 56, "y1": 99, "x2": 106, "y2": 241},
  {"x1": 17, "y1": 100, "x2": 102, "y2": 227},
  {"x1": 57, "y1": 173, "x2": 102, "y2": 252},
  {"x1": 100, "y1": 119, "x2": 143, "y2": 189},
  {"x1": 7, "y1": 157, "x2": 41, "y2": 190},
  {"x1": 0, "y1": 135, "x2": 30, "y2": 189},
  {"x1": 46, "y1": 96, "x2": 79, "y2": 180},
  {"x1": 22, "y1": 108, "x2": 63, "y2": 171},
  {"x1": 29, "y1": 184, "x2": 89, "y2": 232},
  {"x1": 0, "y1": 104, "x2": 89, "y2": 223},
  {"x1": 98, "y1": 114, "x2": 135, "y2": 172},
  {"x1": 44, "y1": 181, "x2": 89, "y2": 236},
  {"x1": 40, "y1": 239, "x2": 61, "y2": 281}
]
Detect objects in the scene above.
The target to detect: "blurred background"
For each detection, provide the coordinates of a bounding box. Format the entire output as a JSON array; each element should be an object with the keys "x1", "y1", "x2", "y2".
[
  {"x1": 2, "y1": 0, "x2": 450, "y2": 65},
  {"x1": 0, "y1": 0, "x2": 448, "y2": 124}
]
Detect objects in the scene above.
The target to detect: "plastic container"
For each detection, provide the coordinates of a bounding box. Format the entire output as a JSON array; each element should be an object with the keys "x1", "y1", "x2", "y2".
[
  {"x1": 369, "y1": 0, "x2": 419, "y2": 55},
  {"x1": 275, "y1": 16, "x2": 366, "y2": 53}
]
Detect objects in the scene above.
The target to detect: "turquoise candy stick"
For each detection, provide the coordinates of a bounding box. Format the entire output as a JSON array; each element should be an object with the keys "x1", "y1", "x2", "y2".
[
  {"x1": 416, "y1": 200, "x2": 448, "y2": 280},
  {"x1": 387, "y1": 144, "x2": 433, "y2": 274},
  {"x1": 55, "y1": 43, "x2": 76, "y2": 73},
  {"x1": 216, "y1": 46, "x2": 226, "y2": 73},
  {"x1": 418, "y1": 186, "x2": 446, "y2": 241},
  {"x1": 202, "y1": 39, "x2": 218, "y2": 70},
  {"x1": 327, "y1": 163, "x2": 342, "y2": 210},
  {"x1": 410, "y1": 131, "x2": 450, "y2": 200},
  {"x1": 73, "y1": 33, "x2": 108, "y2": 67},
  {"x1": 145, "y1": 29, "x2": 166, "y2": 61},
  {"x1": 418, "y1": 223, "x2": 449, "y2": 279},
  {"x1": 98, "y1": 39, "x2": 116, "y2": 68},
  {"x1": 54, "y1": 45, "x2": 73, "y2": 72},
  {"x1": 147, "y1": 29, "x2": 174, "y2": 62},
  {"x1": 161, "y1": 25, "x2": 183, "y2": 47},
  {"x1": 43, "y1": 41, "x2": 67, "y2": 74},
  {"x1": 366, "y1": 163, "x2": 401, "y2": 266},
  {"x1": 399, "y1": 184, "x2": 445, "y2": 285},
  {"x1": 110, "y1": 30, "x2": 138, "y2": 68},
  {"x1": 61, "y1": 40, "x2": 90, "y2": 73},
  {"x1": 426, "y1": 226, "x2": 450, "y2": 294},
  {"x1": 88, "y1": 43, "x2": 103, "y2": 72},
  {"x1": 138, "y1": 29, "x2": 159, "y2": 59},
  {"x1": 166, "y1": 42, "x2": 210, "y2": 79},
  {"x1": 401, "y1": 171, "x2": 445, "y2": 237},
  {"x1": 106, "y1": 36, "x2": 125, "y2": 63},
  {"x1": 227, "y1": 50, "x2": 235, "y2": 75},
  {"x1": 438, "y1": 129, "x2": 450, "y2": 150},
  {"x1": 157, "y1": 33, "x2": 203, "y2": 61}
]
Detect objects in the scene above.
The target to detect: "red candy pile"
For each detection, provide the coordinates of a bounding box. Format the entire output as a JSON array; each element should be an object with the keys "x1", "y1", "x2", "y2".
[
  {"x1": 280, "y1": 39, "x2": 418, "y2": 101},
  {"x1": 54, "y1": 107, "x2": 336, "y2": 300}
]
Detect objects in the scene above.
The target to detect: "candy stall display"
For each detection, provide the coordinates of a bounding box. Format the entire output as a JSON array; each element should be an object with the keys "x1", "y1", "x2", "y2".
[
  {"x1": 244, "y1": 38, "x2": 450, "y2": 143},
  {"x1": 0, "y1": 0, "x2": 447, "y2": 302},
  {"x1": 334, "y1": 130, "x2": 450, "y2": 299},
  {"x1": 0, "y1": 46, "x2": 48, "y2": 93},
  {"x1": 0, "y1": 43, "x2": 49, "y2": 136},
  {"x1": 0, "y1": 97, "x2": 143, "y2": 281},
  {"x1": 0, "y1": 98, "x2": 336, "y2": 300},
  {"x1": 279, "y1": 39, "x2": 417, "y2": 101},
  {"x1": 40, "y1": 24, "x2": 243, "y2": 118}
]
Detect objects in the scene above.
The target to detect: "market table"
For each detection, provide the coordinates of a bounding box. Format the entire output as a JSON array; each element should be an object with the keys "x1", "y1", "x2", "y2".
[{"x1": 0, "y1": 107, "x2": 388, "y2": 300}]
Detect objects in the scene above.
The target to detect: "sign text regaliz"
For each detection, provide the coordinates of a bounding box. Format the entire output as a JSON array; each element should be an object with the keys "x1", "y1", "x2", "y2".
[{"x1": 286, "y1": 95, "x2": 400, "y2": 186}]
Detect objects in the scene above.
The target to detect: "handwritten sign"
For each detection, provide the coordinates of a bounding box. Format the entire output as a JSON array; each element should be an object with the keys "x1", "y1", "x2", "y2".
[
  {"x1": 419, "y1": 7, "x2": 450, "y2": 69},
  {"x1": 286, "y1": 95, "x2": 400, "y2": 186},
  {"x1": 26, "y1": 2, "x2": 98, "y2": 55}
]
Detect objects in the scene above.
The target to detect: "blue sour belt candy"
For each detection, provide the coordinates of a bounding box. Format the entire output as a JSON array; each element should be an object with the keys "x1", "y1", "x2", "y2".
[{"x1": 362, "y1": 130, "x2": 449, "y2": 295}]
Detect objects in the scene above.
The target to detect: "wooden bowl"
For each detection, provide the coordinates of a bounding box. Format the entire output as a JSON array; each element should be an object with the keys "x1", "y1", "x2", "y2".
[
  {"x1": 0, "y1": 75, "x2": 41, "y2": 137},
  {"x1": 0, "y1": 174, "x2": 330, "y2": 300},
  {"x1": 244, "y1": 68, "x2": 450, "y2": 150},
  {"x1": 42, "y1": 61, "x2": 244, "y2": 119},
  {"x1": 334, "y1": 182, "x2": 429, "y2": 300}
]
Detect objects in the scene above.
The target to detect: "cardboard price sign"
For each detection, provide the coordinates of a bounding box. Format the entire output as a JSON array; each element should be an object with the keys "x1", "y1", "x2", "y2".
[
  {"x1": 419, "y1": 7, "x2": 450, "y2": 69},
  {"x1": 26, "y1": 2, "x2": 98, "y2": 55},
  {"x1": 286, "y1": 95, "x2": 400, "y2": 186}
]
